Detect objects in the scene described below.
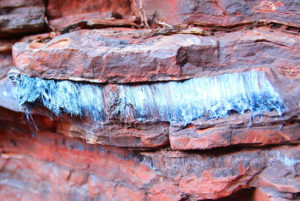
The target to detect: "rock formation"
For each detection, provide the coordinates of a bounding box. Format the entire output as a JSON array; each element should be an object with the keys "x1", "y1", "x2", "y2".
[{"x1": 0, "y1": 0, "x2": 299, "y2": 200}]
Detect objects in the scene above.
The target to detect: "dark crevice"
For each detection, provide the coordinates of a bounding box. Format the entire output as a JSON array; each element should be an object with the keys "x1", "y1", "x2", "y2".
[
  {"x1": 144, "y1": 143, "x2": 300, "y2": 157},
  {"x1": 201, "y1": 188, "x2": 255, "y2": 201},
  {"x1": 190, "y1": 21, "x2": 300, "y2": 36},
  {"x1": 59, "y1": 20, "x2": 139, "y2": 34}
]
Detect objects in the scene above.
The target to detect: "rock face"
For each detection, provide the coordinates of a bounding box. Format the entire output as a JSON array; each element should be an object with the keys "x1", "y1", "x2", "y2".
[
  {"x1": 134, "y1": 0, "x2": 300, "y2": 27},
  {"x1": 0, "y1": 0, "x2": 299, "y2": 200},
  {"x1": 0, "y1": 107, "x2": 299, "y2": 201},
  {"x1": 0, "y1": 0, "x2": 45, "y2": 37},
  {"x1": 47, "y1": 0, "x2": 134, "y2": 30},
  {"x1": 12, "y1": 27, "x2": 300, "y2": 84}
]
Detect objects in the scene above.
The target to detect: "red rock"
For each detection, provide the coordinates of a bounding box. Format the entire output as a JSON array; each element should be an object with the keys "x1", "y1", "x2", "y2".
[
  {"x1": 0, "y1": 0, "x2": 45, "y2": 36},
  {"x1": 1, "y1": 71, "x2": 299, "y2": 150},
  {"x1": 12, "y1": 28, "x2": 217, "y2": 83},
  {"x1": 6, "y1": 28, "x2": 300, "y2": 152},
  {"x1": 256, "y1": 167, "x2": 300, "y2": 194},
  {"x1": 1, "y1": 71, "x2": 299, "y2": 151},
  {"x1": 254, "y1": 187, "x2": 296, "y2": 201},
  {"x1": 56, "y1": 120, "x2": 169, "y2": 148},
  {"x1": 0, "y1": 40, "x2": 16, "y2": 54},
  {"x1": 0, "y1": 116, "x2": 299, "y2": 200},
  {"x1": 47, "y1": 0, "x2": 134, "y2": 30},
  {"x1": 170, "y1": 113, "x2": 300, "y2": 150},
  {"x1": 1, "y1": 1, "x2": 300, "y2": 200},
  {"x1": 0, "y1": 105, "x2": 168, "y2": 149},
  {"x1": 135, "y1": 0, "x2": 300, "y2": 27},
  {"x1": 47, "y1": 0, "x2": 132, "y2": 20},
  {"x1": 12, "y1": 27, "x2": 300, "y2": 85}
]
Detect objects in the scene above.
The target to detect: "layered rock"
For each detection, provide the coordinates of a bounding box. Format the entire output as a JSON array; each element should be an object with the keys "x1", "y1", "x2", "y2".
[
  {"x1": 0, "y1": 0, "x2": 299, "y2": 200},
  {"x1": 133, "y1": 0, "x2": 300, "y2": 27},
  {"x1": 170, "y1": 112, "x2": 300, "y2": 150},
  {"x1": 0, "y1": 107, "x2": 299, "y2": 200},
  {"x1": 8, "y1": 28, "x2": 300, "y2": 150},
  {"x1": 47, "y1": 0, "x2": 135, "y2": 31},
  {"x1": 0, "y1": 0, "x2": 45, "y2": 37},
  {"x1": 12, "y1": 27, "x2": 300, "y2": 84}
]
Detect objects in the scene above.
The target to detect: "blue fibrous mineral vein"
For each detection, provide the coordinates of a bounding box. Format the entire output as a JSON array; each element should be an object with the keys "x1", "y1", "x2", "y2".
[
  {"x1": 15, "y1": 76, "x2": 105, "y2": 121},
  {"x1": 13, "y1": 70, "x2": 285, "y2": 124}
]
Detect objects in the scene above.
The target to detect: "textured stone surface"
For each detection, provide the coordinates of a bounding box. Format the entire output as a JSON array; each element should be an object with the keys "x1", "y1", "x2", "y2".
[
  {"x1": 12, "y1": 28, "x2": 216, "y2": 83},
  {"x1": 9, "y1": 29, "x2": 300, "y2": 149},
  {"x1": 47, "y1": 0, "x2": 134, "y2": 30},
  {"x1": 0, "y1": 0, "x2": 300, "y2": 200},
  {"x1": 47, "y1": 0, "x2": 132, "y2": 19},
  {"x1": 0, "y1": 0, "x2": 45, "y2": 37},
  {"x1": 254, "y1": 187, "x2": 297, "y2": 201},
  {"x1": 0, "y1": 101, "x2": 169, "y2": 148},
  {"x1": 170, "y1": 112, "x2": 300, "y2": 150},
  {"x1": 12, "y1": 27, "x2": 300, "y2": 85},
  {"x1": 4, "y1": 67, "x2": 300, "y2": 150},
  {"x1": 0, "y1": 108, "x2": 299, "y2": 200},
  {"x1": 56, "y1": 120, "x2": 170, "y2": 148},
  {"x1": 2, "y1": 69, "x2": 299, "y2": 149},
  {"x1": 135, "y1": 0, "x2": 300, "y2": 27}
]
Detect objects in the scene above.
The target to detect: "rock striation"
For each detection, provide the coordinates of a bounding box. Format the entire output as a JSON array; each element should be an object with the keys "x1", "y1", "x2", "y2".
[{"x1": 0, "y1": 0, "x2": 299, "y2": 200}]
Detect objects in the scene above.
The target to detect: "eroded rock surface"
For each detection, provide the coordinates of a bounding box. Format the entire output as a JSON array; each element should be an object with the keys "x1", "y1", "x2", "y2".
[
  {"x1": 0, "y1": 0, "x2": 299, "y2": 200},
  {"x1": 134, "y1": 0, "x2": 300, "y2": 27},
  {"x1": 12, "y1": 27, "x2": 300, "y2": 84},
  {"x1": 0, "y1": 108, "x2": 299, "y2": 200},
  {"x1": 0, "y1": 0, "x2": 45, "y2": 37},
  {"x1": 47, "y1": 0, "x2": 134, "y2": 30}
]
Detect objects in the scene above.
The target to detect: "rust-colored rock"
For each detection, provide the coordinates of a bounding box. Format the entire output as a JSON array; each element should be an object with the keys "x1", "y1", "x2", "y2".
[
  {"x1": 0, "y1": 39, "x2": 16, "y2": 53},
  {"x1": 12, "y1": 27, "x2": 300, "y2": 85},
  {"x1": 12, "y1": 28, "x2": 217, "y2": 83},
  {"x1": 170, "y1": 112, "x2": 300, "y2": 150},
  {"x1": 0, "y1": 0, "x2": 45, "y2": 37},
  {"x1": 47, "y1": 0, "x2": 134, "y2": 30},
  {"x1": 135, "y1": 0, "x2": 300, "y2": 27},
  {"x1": 47, "y1": 0, "x2": 132, "y2": 19},
  {"x1": 0, "y1": 108, "x2": 299, "y2": 200},
  {"x1": 254, "y1": 187, "x2": 297, "y2": 201},
  {"x1": 0, "y1": 0, "x2": 300, "y2": 200},
  {"x1": 56, "y1": 120, "x2": 169, "y2": 148}
]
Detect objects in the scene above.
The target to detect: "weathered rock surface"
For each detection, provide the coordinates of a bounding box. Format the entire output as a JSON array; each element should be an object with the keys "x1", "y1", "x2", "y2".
[
  {"x1": 0, "y1": 107, "x2": 299, "y2": 200},
  {"x1": 12, "y1": 27, "x2": 300, "y2": 85},
  {"x1": 254, "y1": 187, "x2": 298, "y2": 201},
  {"x1": 0, "y1": 0, "x2": 45, "y2": 37},
  {"x1": 134, "y1": 0, "x2": 300, "y2": 27},
  {"x1": 47, "y1": 0, "x2": 132, "y2": 20},
  {"x1": 57, "y1": 120, "x2": 170, "y2": 148},
  {"x1": 2, "y1": 68, "x2": 299, "y2": 149},
  {"x1": 47, "y1": 0, "x2": 134, "y2": 30},
  {"x1": 9, "y1": 28, "x2": 300, "y2": 149},
  {"x1": 12, "y1": 28, "x2": 216, "y2": 83},
  {"x1": 170, "y1": 112, "x2": 300, "y2": 150},
  {"x1": 0, "y1": 0, "x2": 300, "y2": 200}
]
